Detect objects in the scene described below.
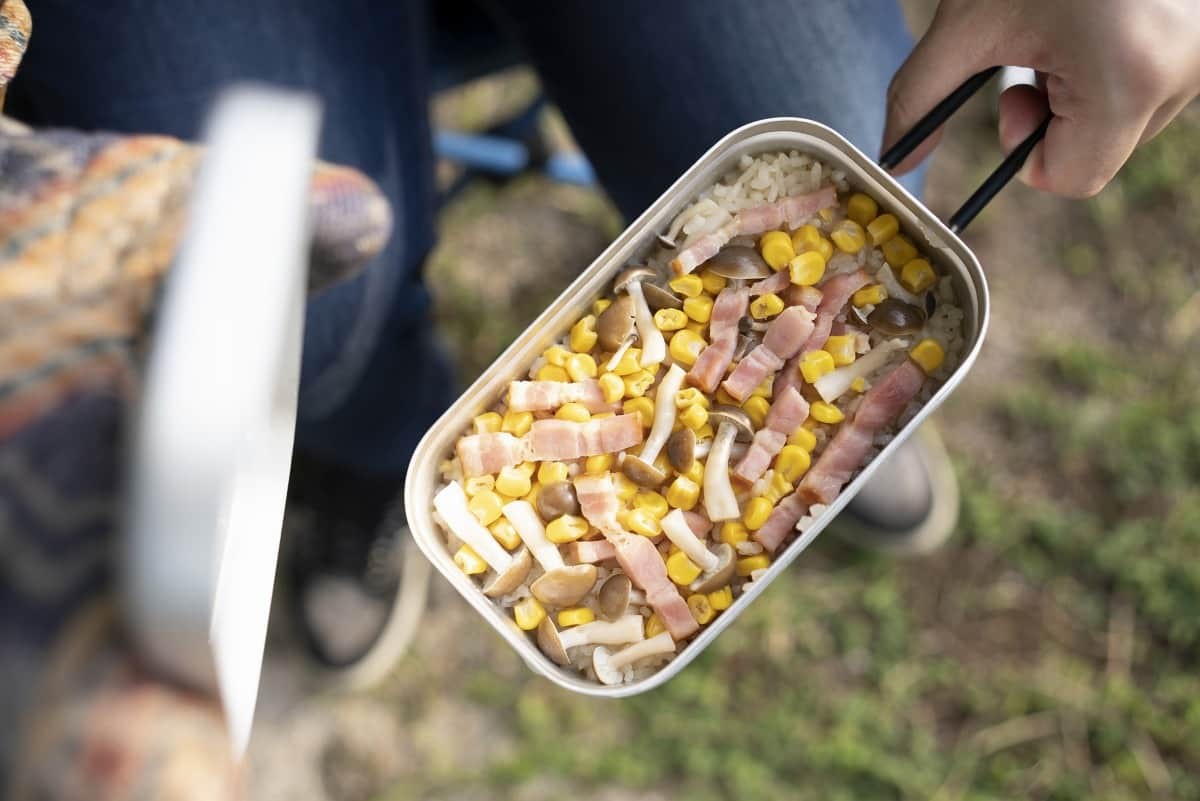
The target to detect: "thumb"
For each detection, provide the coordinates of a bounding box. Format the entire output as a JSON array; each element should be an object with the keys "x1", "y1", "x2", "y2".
[{"x1": 881, "y1": 4, "x2": 1018, "y2": 174}]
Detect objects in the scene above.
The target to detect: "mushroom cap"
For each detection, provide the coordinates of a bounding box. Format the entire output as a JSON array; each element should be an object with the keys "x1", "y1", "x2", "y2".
[
  {"x1": 530, "y1": 563, "x2": 598, "y2": 607},
  {"x1": 482, "y1": 546, "x2": 532, "y2": 597},
  {"x1": 537, "y1": 481, "x2": 580, "y2": 520},
  {"x1": 613, "y1": 265, "x2": 657, "y2": 292},
  {"x1": 620, "y1": 454, "x2": 668, "y2": 488},
  {"x1": 689, "y1": 542, "x2": 737, "y2": 593},
  {"x1": 642, "y1": 282, "x2": 684, "y2": 311},
  {"x1": 596, "y1": 294, "x2": 637, "y2": 351},
  {"x1": 597, "y1": 574, "x2": 632, "y2": 621},
  {"x1": 666, "y1": 427, "x2": 696, "y2": 473},
  {"x1": 868, "y1": 298, "x2": 926, "y2": 336},
  {"x1": 708, "y1": 405, "x2": 755, "y2": 442},
  {"x1": 591, "y1": 646, "x2": 622, "y2": 685},
  {"x1": 705, "y1": 245, "x2": 772, "y2": 279},
  {"x1": 537, "y1": 617, "x2": 571, "y2": 666}
]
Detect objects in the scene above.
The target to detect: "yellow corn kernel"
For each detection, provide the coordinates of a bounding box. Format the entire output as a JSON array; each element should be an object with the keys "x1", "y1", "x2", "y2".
[
  {"x1": 696, "y1": 423, "x2": 715, "y2": 440},
  {"x1": 666, "y1": 551, "x2": 703, "y2": 585},
  {"x1": 824, "y1": 335, "x2": 857, "y2": 367},
  {"x1": 831, "y1": 219, "x2": 867, "y2": 254},
  {"x1": 623, "y1": 397, "x2": 655, "y2": 430},
  {"x1": 665, "y1": 476, "x2": 700, "y2": 511},
  {"x1": 645, "y1": 613, "x2": 666, "y2": 638},
  {"x1": 791, "y1": 223, "x2": 823, "y2": 254},
  {"x1": 468, "y1": 490, "x2": 504, "y2": 526},
  {"x1": 585, "y1": 453, "x2": 615, "y2": 474},
  {"x1": 489, "y1": 518, "x2": 522, "y2": 551},
  {"x1": 593, "y1": 298, "x2": 612, "y2": 316},
  {"x1": 851, "y1": 377, "x2": 867, "y2": 393},
  {"x1": 654, "y1": 308, "x2": 689, "y2": 332},
  {"x1": 699, "y1": 269, "x2": 727, "y2": 295},
  {"x1": 716, "y1": 387, "x2": 738, "y2": 406},
  {"x1": 546, "y1": 514, "x2": 589, "y2": 544},
  {"x1": 598, "y1": 372, "x2": 625, "y2": 404},
  {"x1": 609, "y1": 347, "x2": 642, "y2": 376},
  {"x1": 537, "y1": 461, "x2": 569, "y2": 486},
  {"x1": 799, "y1": 349, "x2": 835, "y2": 383},
  {"x1": 634, "y1": 490, "x2": 670, "y2": 520},
  {"x1": 743, "y1": 396, "x2": 770, "y2": 429},
  {"x1": 743, "y1": 496, "x2": 774, "y2": 531},
  {"x1": 688, "y1": 593, "x2": 716, "y2": 625},
  {"x1": 682, "y1": 459, "x2": 705, "y2": 485},
  {"x1": 536, "y1": 364, "x2": 569, "y2": 382},
  {"x1": 814, "y1": 236, "x2": 834, "y2": 262},
  {"x1": 495, "y1": 466, "x2": 533, "y2": 498},
  {"x1": 513, "y1": 597, "x2": 546, "y2": 631},
  {"x1": 910, "y1": 338, "x2": 945, "y2": 374},
  {"x1": 788, "y1": 426, "x2": 817, "y2": 452},
  {"x1": 737, "y1": 554, "x2": 771, "y2": 576},
  {"x1": 473, "y1": 411, "x2": 502, "y2": 434},
  {"x1": 668, "y1": 329, "x2": 707, "y2": 367},
  {"x1": 819, "y1": 206, "x2": 836, "y2": 223},
  {"x1": 623, "y1": 369, "x2": 656, "y2": 398},
  {"x1": 683, "y1": 294, "x2": 714, "y2": 324},
  {"x1": 558, "y1": 607, "x2": 595, "y2": 628},
  {"x1": 654, "y1": 452, "x2": 673, "y2": 477},
  {"x1": 852, "y1": 284, "x2": 888, "y2": 307},
  {"x1": 565, "y1": 352, "x2": 598, "y2": 381},
  {"x1": 882, "y1": 233, "x2": 918, "y2": 268},
  {"x1": 867, "y1": 213, "x2": 899, "y2": 246},
  {"x1": 544, "y1": 345, "x2": 570, "y2": 367},
  {"x1": 776, "y1": 445, "x2": 812, "y2": 483},
  {"x1": 720, "y1": 520, "x2": 750, "y2": 545},
  {"x1": 614, "y1": 472, "x2": 640, "y2": 502},
  {"x1": 789, "y1": 250, "x2": 827, "y2": 287},
  {"x1": 764, "y1": 471, "x2": 793, "y2": 505},
  {"x1": 453, "y1": 544, "x2": 488, "y2": 576},
  {"x1": 675, "y1": 387, "x2": 709, "y2": 408},
  {"x1": 620, "y1": 508, "x2": 662, "y2": 538},
  {"x1": 752, "y1": 376, "x2": 774, "y2": 399},
  {"x1": 678, "y1": 403, "x2": 708, "y2": 431},
  {"x1": 708, "y1": 586, "x2": 734, "y2": 611},
  {"x1": 760, "y1": 230, "x2": 796, "y2": 270},
  {"x1": 556, "y1": 402, "x2": 592, "y2": 423},
  {"x1": 685, "y1": 320, "x2": 707, "y2": 337},
  {"x1": 900, "y1": 258, "x2": 937, "y2": 294},
  {"x1": 668, "y1": 274, "x2": 704, "y2": 298},
  {"x1": 515, "y1": 461, "x2": 536, "y2": 476},
  {"x1": 523, "y1": 483, "x2": 541, "y2": 506},
  {"x1": 810, "y1": 401, "x2": 845, "y2": 424},
  {"x1": 750, "y1": 292, "x2": 785, "y2": 320},
  {"x1": 569, "y1": 314, "x2": 598, "y2": 353},
  {"x1": 847, "y1": 193, "x2": 879, "y2": 227},
  {"x1": 464, "y1": 475, "x2": 495, "y2": 497}
]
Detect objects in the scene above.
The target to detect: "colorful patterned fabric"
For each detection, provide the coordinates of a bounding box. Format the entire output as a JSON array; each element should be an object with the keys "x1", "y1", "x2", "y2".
[{"x1": 0, "y1": 1, "x2": 394, "y2": 795}]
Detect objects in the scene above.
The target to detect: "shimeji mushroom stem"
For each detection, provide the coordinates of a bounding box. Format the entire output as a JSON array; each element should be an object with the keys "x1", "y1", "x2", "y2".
[
  {"x1": 558, "y1": 615, "x2": 645, "y2": 651},
  {"x1": 661, "y1": 509, "x2": 720, "y2": 572},
  {"x1": 703, "y1": 423, "x2": 741, "y2": 521},
  {"x1": 435, "y1": 481, "x2": 513, "y2": 571},
  {"x1": 625, "y1": 281, "x2": 666, "y2": 366},
  {"x1": 638, "y1": 364, "x2": 686, "y2": 465},
  {"x1": 502, "y1": 500, "x2": 564, "y2": 570},
  {"x1": 607, "y1": 632, "x2": 676, "y2": 671},
  {"x1": 605, "y1": 336, "x2": 636, "y2": 372}
]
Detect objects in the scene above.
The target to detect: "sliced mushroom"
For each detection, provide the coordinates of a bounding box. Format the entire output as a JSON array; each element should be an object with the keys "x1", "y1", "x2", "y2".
[
  {"x1": 537, "y1": 481, "x2": 580, "y2": 520},
  {"x1": 666, "y1": 427, "x2": 696, "y2": 473},
  {"x1": 613, "y1": 267, "x2": 667, "y2": 366},
  {"x1": 597, "y1": 574, "x2": 632, "y2": 620},
  {"x1": 706, "y1": 245, "x2": 772, "y2": 280},
  {"x1": 538, "y1": 615, "x2": 645, "y2": 667},
  {"x1": 436, "y1": 482, "x2": 533, "y2": 596},
  {"x1": 702, "y1": 407, "x2": 754, "y2": 521},
  {"x1": 592, "y1": 632, "x2": 677, "y2": 685},
  {"x1": 689, "y1": 543, "x2": 737, "y2": 593},
  {"x1": 597, "y1": 294, "x2": 637, "y2": 352},
  {"x1": 531, "y1": 564, "x2": 598, "y2": 607},
  {"x1": 482, "y1": 546, "x2": 533, "y2": 597},
  {"x1": 868, "y1": 298, "x2": 926, "y2": 336},
  {"x1": 642, "y1": 282, "x2": 684, "y2": 311}
]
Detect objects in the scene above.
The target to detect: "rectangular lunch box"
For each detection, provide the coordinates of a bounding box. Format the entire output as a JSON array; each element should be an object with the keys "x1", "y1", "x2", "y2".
[{"x1": 405, "y1": 116, "x2": 990, "y2": 698}]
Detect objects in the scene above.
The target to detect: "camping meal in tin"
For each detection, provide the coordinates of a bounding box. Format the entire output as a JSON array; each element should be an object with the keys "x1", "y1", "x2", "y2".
[{"x1": 434, "y1": 151, "x2": 965, "y2": 685}]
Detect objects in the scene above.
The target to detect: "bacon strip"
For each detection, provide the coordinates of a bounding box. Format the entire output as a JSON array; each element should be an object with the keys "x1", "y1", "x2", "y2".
[
  {"x1": 733, "y1": 386, "x2": 810, "y2": 484},
  {"x1": 753, "y1": 492, "x2": 808, "y2": 552},
  {"x1": 748, "y1": 270, "x2": 790, "y2": 297},
  {"x1": 561, "y1": 539, "x2": 617, "y2": 565},
  {"x1": 507, "y1": 379, "x2": 612, "y2": 414},
  {"x1": 722, "y1": 306, "x2": 815, "y2": 402},
  {"x1": 797, "y1": 359, "x2": 926, "y2": 505},
  {"x1": 456, "y1": 432, "x2": 527, "y2": 477},
  {"x1": 574, "y1": 472, "x2": 624, "y2": 534},
  {"x1": 670, "y1": 186, "x2": 838, "y2": 275},
  {"x1": 527, "y1": 414, "x2": 643, "y2": 462},
  {"x1": 775, "y1": 269, "x2": 871, "y2": 402},
  {"x1": 686, "y1": 286, "x2": 748, "y2": 392}
]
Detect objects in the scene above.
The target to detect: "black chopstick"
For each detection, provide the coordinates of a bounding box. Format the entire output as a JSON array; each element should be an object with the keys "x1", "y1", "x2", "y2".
[
  {"x1": 947, "y1": 113, "x2": 1051, "y2": 233},
  {"x1": 879, "y1": 66, "x2": 1002, "y2": 171}
]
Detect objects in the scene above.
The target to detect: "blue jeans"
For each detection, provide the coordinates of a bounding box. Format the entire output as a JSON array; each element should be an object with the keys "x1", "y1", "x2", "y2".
[{"x1": 10, "y1": 0, "x2": 919, "y2": 477}]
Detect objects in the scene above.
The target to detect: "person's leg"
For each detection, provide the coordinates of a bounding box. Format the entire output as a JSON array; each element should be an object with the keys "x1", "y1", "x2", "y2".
[{"x1": 8, "y1": 0, "x2": 453, "y2": 477}]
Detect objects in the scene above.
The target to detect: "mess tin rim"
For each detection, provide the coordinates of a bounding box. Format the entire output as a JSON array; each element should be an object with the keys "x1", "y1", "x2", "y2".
[{"x1": 405, "y1": 116, "x2": 989, "y2": 698}]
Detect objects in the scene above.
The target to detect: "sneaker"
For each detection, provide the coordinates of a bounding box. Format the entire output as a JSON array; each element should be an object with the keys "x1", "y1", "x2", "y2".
[
  {"x1": 283, "y1": 453, "x2": 430, "y2": 691},
  {"x1": 832, "y1": 422, "x2": 959, "y2": 555}
]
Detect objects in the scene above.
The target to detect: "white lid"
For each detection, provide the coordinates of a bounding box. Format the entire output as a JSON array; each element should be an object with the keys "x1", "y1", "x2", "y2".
[{"x1": 122, "y1": 86, "x2": 321, "y2": 759}]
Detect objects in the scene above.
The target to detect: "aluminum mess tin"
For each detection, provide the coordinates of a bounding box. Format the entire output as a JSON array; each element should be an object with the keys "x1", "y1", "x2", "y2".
[{"x1": 405, "y1": 117, "x2": 989, "y2": 698}]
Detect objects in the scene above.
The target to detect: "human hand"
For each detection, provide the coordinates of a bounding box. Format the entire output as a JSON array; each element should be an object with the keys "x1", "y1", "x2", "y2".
[{"x1": 882, "y1": 0, "x2": 1200, "y2": 197}]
